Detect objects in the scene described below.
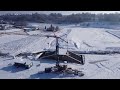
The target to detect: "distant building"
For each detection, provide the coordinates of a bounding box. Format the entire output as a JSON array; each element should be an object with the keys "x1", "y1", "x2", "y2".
[
  {"x1": 0, "y1": 20, "x2": 7, "y2": 24},
  {"x1": 23, "y1": 26, "x2": 37, "y2": 32},
  {"x1": 13, "y1": 21, "x2": 27, "y2": 29},
  {"x1": 0, "y1": 24, "x2": 13, "y2": 30},
  {"x1": 14, "y1": 25, "x2": 25, "y2": 29},
  {"x1": 45, "y1": 24, "x2": 59, "y2": 32},
  {"x1": 23, "y1": 28, "x2": 33, "y2": 32}
]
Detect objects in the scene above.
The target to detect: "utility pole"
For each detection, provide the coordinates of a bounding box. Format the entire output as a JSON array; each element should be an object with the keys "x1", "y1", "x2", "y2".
[{"x1": 55, "y1": 36, "x2": 60, "y2": 65}]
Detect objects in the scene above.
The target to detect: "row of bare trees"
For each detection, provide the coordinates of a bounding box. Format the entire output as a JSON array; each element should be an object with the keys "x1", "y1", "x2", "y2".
[{"x1": 0, "y1": 13, "x2": 120, "y2": 24}]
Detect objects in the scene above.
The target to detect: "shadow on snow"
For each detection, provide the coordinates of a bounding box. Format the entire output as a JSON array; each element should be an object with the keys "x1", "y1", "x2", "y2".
[
  {"x1": 0, "y1": 65, "x2": 27, "y2": 73},
  {"x1": 29, "y1": 72, "x2": 59, "y2": 79}
]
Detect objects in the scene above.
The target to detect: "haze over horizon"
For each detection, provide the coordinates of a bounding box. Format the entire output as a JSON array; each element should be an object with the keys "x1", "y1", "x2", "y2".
[{"x1": 0, "y1": 11, "x2": 120, "y2": 15}]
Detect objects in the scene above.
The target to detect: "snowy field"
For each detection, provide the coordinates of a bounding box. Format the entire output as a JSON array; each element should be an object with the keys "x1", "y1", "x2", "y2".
[{"x1": 1, "y1": 26, "x2": 120, "y2": 79}]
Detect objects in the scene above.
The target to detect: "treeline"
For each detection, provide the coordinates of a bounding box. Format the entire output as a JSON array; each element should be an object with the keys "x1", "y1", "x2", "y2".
[{"x1": 0, "y1": 13, "x2": 120, "y2": 24}]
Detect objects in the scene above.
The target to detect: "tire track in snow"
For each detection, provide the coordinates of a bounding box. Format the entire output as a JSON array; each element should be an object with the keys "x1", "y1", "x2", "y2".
[
  {"x1": 95, "y1": 64, "x2": 101, "y2": 68},
  {"x1": 83, "y1": 41, "x2": 93, "y2": 47},
  {"x1": 87, "y1": 62, "x2": 114, "y2": 78},
  {"x1": 0, "y1": 36, "x2": 40, "y2": 55},
  {"x1": 89, "y1": 58, "x2": 120, "y2": 79},
  {"x1": 99, "y1": 63, "x2": 114, "y2": 73},
  {"x1": 106, "y1": 31, "x2": 120, "y2": 39},
  {"x1": 108, "y1": 61, "x2": 120, "y2": 73},
  {"x1": 14, "y1": 36, "x2": 47, "y2": 54}
]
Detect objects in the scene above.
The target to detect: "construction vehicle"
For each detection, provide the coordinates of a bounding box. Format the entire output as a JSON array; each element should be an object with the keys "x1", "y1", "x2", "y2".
[
  {"x1": 14, "y1": 62, "x2": 33, "y2": 69},
  {"x1": 44, "y1": 62, "x2": 84, "y2": 77}
]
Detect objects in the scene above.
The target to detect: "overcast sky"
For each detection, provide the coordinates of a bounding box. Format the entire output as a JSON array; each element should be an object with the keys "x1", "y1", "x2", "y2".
[{"x1": 0, "y1": 11, "x2": 120, "y2": 15}]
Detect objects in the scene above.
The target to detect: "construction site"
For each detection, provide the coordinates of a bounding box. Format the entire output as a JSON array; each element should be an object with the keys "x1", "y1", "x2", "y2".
[{"x1": 1, "y1": 20, "x2": 120, "y2": 79}]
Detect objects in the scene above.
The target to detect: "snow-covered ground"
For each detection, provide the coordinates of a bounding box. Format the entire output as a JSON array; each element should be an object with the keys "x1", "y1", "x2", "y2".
[
  {"x1": 67, "y1": 28, "x2": 120, "y2": 51},
  {"x1": 1, "y1": 26, "x2": 120, "y2": 79},
  {"x1": 0, "y1": 29, "x2": 22, "y2": 33},
  {"x1": 78, "y1": 22, "x2": 120, "y2": 30}
]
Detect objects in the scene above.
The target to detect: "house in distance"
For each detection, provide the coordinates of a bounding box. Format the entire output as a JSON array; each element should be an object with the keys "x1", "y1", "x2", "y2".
[{"x1": 45, "y1": 24, "x2": 60, "y2": 32}]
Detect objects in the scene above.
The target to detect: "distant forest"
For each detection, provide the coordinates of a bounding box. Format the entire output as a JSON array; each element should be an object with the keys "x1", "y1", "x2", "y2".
[{"x1": 0, "y1": 13, "x2": 120, "y2": 24}]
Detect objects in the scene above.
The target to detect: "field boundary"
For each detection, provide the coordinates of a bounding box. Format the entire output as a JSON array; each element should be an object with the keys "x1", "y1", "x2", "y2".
[{"x1": 106, "y1": 31, "x2": 120, "y2": 39}]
